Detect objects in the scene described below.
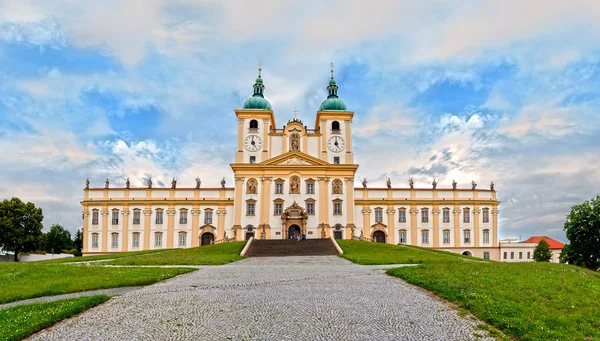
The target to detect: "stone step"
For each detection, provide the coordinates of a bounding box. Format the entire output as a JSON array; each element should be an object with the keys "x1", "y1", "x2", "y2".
[{"x1": 245, "y1": 239, "x2": 339, "y2": 257}]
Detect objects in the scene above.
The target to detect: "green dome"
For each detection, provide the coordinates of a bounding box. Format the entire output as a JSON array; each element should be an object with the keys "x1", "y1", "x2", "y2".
[
  {"x1": 319, "y1": 97, "x2": 347, "y2": 111},
  {"x1": 243, "y1": 96, "x2": 272, "y2": 110}
]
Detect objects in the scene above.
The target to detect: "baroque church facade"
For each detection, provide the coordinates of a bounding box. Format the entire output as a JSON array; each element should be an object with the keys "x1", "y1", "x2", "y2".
[{"x1": 81, "y1": 67, "x2": 501, "y2": 260}]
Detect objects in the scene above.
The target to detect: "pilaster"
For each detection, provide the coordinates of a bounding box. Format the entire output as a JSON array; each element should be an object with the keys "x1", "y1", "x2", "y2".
[
  {"x1": 344, "y1": 120, "x2": 353, "y2": 163},
  {"x1": 143, "y1": 207, "x2": 152, "y2": 249},
  {"x1": 320, "y1": 119, "x2": 327, "y2": 161},
  {"x1": 344, "y1": 178, "x2": 355, "y2": 236},
  {"x1": 101, "y1": 206, "x2": 109, "y2": 252},
  {"x1": 492, "y1": 206, "x2": 499, "y2": 247},
  {"x1": 166, "y1": 207, "x2": 176, "y2": 248},
  {"x1": 432, "y1": 205, "x2": 440, "y2": 248},
  {"x1": 82, "y1": 209, "x2": 90, "y2": 253},
  {"x1": 318, "y1": 177, "x2": 330, "y2": 227},
  {"x1": 236, "y1": 118, "x2": 244, "y2": 163},
  {"x1": 386, "y1": 207, "x2": 396, "y2": 244},
  {"x1": 262, "y1": 118, "x2": 270, "y2": 161},
  {"x1": 191, "y1": 207, "x2": 200, "y2": 247},
  {"x1": 259, "y1": 177, "x2": 273, "y2": 230},
  {"x1": 122, "y1": 206, "x2": 130, "y2": 252},
  {"x1": 409, "y1": 205, "x2": 417, "y2": 245},
  {"x1": 453, "y1": 205, "x2": 461, "y2": 248},
  {"x1": 233, "y1": 176, "x2": 245, "y2": 236},
  {"x1": 361, "y1": 207, "x2": 371, "y2": 238},
  {"x1": 473, "y1": 204, "x2": 480, "y2": 247},
  {"x1": 217, "y1": 208, "x2": 227, "y2": 240}
]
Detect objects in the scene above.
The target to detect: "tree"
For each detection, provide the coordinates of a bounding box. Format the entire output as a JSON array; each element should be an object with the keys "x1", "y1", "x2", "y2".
[
  {"x1": 563, "y1": 195, "x2": 600, "y2": 270},
  {"x1": 45, "y1": 224, "x2": 72, "y2": 253},
  {"x1": 0, "y1": 197, "x2": 44, "y2": 262},
  {"x1": 73, "y1": 229, "x2": 83, "y2": 253},
  {"x1": 533, "y1": 238, "x2": 552, "y2": 262}
]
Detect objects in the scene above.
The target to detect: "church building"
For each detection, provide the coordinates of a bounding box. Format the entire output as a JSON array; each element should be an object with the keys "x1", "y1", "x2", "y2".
[{"x1": 81, "y1": 66, "x2": 501, "y2": 260}]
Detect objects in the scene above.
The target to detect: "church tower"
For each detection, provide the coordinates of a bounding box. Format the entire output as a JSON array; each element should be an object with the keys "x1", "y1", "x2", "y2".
[{"x1": 316, "y1": 63, "x2": 354, "y2": 164}]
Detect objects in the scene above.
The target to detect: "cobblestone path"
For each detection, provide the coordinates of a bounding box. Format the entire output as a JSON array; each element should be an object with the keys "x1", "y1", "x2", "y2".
[{"x1": 27, "y1": 256, "x2": 494, "y2": 341}]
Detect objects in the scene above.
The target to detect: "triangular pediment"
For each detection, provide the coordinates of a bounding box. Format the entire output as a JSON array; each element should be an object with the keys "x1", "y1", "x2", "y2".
[{"x1": 260, "y1": 151, "x2": 330, "y2": 166}]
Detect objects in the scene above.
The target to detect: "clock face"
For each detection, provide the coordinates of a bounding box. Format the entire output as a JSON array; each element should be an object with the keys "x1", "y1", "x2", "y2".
[
  {"x1": 244, "y1": 135, "x2": 262, "y2": 152},
  {"x1": 328, "y1": 136, "x2": 345, "y2": 152}
]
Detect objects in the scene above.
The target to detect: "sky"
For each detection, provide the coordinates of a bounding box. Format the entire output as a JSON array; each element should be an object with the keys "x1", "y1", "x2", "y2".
[{"x1": 1, "y1": 0, "x2": 600, "y2": 242}]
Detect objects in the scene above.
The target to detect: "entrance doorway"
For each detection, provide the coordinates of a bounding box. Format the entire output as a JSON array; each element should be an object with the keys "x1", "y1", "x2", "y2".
[
  {"x1": 245, "y1": 232, "x2": 254, "y2": 240},
  {"x1": 373, "y1": 230, "x2": 386, "y2": 243},
  {"x1": 462, "y1": 250, "x2": 473, "y2": 256},
  {"x1": 333, "y1": 231, "x2": 343, "y2": 239},
  {"x1": 288, "y1": 225, "x2": 301, "y2": 239},
  {"x1": 201, "y1": 232, "x2": 214, "y2": 246}
]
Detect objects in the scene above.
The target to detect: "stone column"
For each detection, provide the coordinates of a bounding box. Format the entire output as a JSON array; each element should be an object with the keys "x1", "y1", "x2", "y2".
[
  {"x1": 259, "y1": 177, "x2": 272, "y2": 239},
  {"x1": 344, "y1": 178, "x2": 356, "y2": 239},
  {"x1": 453, "y1": 205, "x2": 461, "y2": 248},
  {"x1": 217, "y1": 208, "x2": 227, "y2": 240},
  {"x1": 492, "y1": 207, "x2": 499, "y2": 247},
  {"x1": 262, "y1": 118, "x2": 270, "y2": 160},
  {"x1": 191, "y1": 207, "x2": 200, "y2": 247},
  {"x1": 361, "y1": 208, "x2": 371, "y2": 239},
  {"x1": 232, "y1": 177, "x2": 245, "y2": 238},
  {"x1": 432, "y1": 205, "x2": 440, "y2": 248},
  {"x1": 318, "y1": 177, "x2": 330, "y2": 231},
  {"x1": 122, "y1": 207, "x2": 130, "y2": 252},
  {"x1": 473, "y1": 205, "x2": 480, "y2": 247},
  {"x1": 236, "y1": 118, "x2": 245, "y2": 163},
  {"x1": 101, "y1": 206, "x2": 109, "y2": 252},
  {"x1": 82, "y1": 209, "x2": 90, "y2": 253},
  {"x1": 409, "y1": 205, "x2": 417, "y2": 245},
  {"x1": 344, "y1": 120, "x2": 353, "y2": 163},
  {"x1": 143, "y1": 207, "x2": 152, "y2": 249},
  {"x1": 386, "y1": 207, "x2": 396, "y2": 244},
  {"x1": 166, "y1": 208, "x2": 176, "y2": 248},
  {"x1": 320, "y1": 119, "x2": 327, "y2": 161}
]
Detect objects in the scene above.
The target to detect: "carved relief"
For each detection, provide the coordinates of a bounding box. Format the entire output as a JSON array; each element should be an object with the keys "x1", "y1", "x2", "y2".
[
  {"x1": 246, "y1": 178, "x2": 258, "y2": 194},
  {"x1": 190, "y1": 210, "x2": 202, "y2": 215},
  {"x1": 290, "y1": 176, "x2": 300, "y2": 194},
  {"x1": 166, "y1": 210, "x2": 177, "y2": 215},
  {"x1": 332, "y1": 179, "x2": 343, "y2": 194},
  {"x1": 216, "y1": 210, "x2": 227, "y2": 215},
  {"x1": 290, "y1": 133, "x2": 300, "y2": 151},
  {"x1": 278, "y1": 157, "x2": 310, "y2": 165}
]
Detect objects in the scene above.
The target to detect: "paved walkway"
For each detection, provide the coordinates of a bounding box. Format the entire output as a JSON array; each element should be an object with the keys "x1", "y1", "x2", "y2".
[
  {"x1": 27, "y1": 256, "x2": 494, "y2": 340},
  {"x1": 0, "y1": 287, "x2": 143, "y2": 310}
]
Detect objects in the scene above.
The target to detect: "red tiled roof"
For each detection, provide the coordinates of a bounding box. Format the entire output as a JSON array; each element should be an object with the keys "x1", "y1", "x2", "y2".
[{"x1": 520, "y1": 236, "x2": 565, "y2": 249}]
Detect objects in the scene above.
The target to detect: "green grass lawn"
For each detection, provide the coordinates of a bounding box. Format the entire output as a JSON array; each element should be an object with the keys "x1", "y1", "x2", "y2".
[
  {"x1": 0, "y1": 263, "x2": 196, "y2": 304},
  {"x1": 45, "y1": 249, "x2": 170, "y2": 263},
  {"x1": 339, "y1": 240, "x2": 600, "y2": 340},
  {"x1": 0, "y1": 295, "x2": 110, "y2": 341},
  {"x1": 337, "y1": 240, "x2": 477, "y2": 265},
  {"x1": 106, "y1": 242, "x2": 247, "y2": 266}
]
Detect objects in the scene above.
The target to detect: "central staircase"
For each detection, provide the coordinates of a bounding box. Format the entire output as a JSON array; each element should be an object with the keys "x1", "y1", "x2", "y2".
[{"x1": 245, "y1": 239, "x2": 339, "y2": 257}]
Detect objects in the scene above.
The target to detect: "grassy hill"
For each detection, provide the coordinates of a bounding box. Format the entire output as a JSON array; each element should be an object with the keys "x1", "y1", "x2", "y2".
[{"x1": 338, "y1": 240, "x2": 600, "y2": 341}]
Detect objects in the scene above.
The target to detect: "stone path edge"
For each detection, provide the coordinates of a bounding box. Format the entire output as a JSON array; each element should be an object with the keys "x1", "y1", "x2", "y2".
[{"x1": 0, "y1": 287, "x2": 144, "y2": 310}]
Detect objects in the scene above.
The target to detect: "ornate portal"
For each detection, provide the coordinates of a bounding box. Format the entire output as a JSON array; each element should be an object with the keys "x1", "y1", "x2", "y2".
[{"x1": 281, "y1": 201, "x2": 308, "y2": 239}]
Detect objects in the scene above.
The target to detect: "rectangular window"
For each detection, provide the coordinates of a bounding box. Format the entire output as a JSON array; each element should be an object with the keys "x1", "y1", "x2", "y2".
[
  {"x1": 375, "y1": 210, "x2": 383, "y2": 222},
  {"x1": 483, "y1": 230, "x2": 490, "y2": 243},
  {"x1": 92, "y1": 235, "x2": 98, "y2": 248},
  {"x1": 421, "y1": 210, "x2": 429, "y2": 223},
  {"x1": 204, "y1": 211, "x2": 213, "y2": 225},
  {"x1": 483, "y1": 209, "x2": 490, "y2": 223},
  {"x1": 275, "y1": 183, "x2": 283, "y2": 194},
  {"x1": 307, "y1": 203, "x2": 314, "y2": 215},
  {"x1": 463, "y1": 209, "x2": 470, "y2": 223},
  {"x1": 333, "y1": 203, "x2": 342, "y2": 215},
  {"x1": 333, "y1": 157, "x2": 340, "y2": 164},
  {"x1": 179, "y1": 211, "x2": 187, "y2": 224},
  {"x1": 443, "y1": 230, "x2": 450, "y2": 244},
  {"x1": 155, "y1": 234, "x2": 162, "y2": 247},
  {"x1": 503, "y1": 252, "x2": 507, "y2": 259},
  {"x1": 249, "y1": 156, "x2": 256, "y2": 164},
  {"x1": 510, "y1": 252, "x2": 514, "y2": 259},
  {"x1": 156, "y1": 211, "x2": 163, "y2": 224},
  {"x1": 133, "y1": 210, "x2": 140, "y2": 224},
  {"x1": 133, "y1": 234, "x2": 139, "y2": 248},
  {"x1": 464, "y1": 230, "x2": 471, "y2": 243},
  {"x1": 527, "y1": 252, "x2": 531, "y2": 259},
  {"x1": 179, "y1": 234, "x2": 186, "y2": 247},
  {"x1": 111, "y1": 234, "x2": 118, "y2": 248},
  {"x1": 421, "y1": 231, "x2": 429, "y2": 244},
  {"x1": 307, "y1": 183, "x2": 314, "y2": 194},
  {"x1": 399, "y1": 231, "x2": 406, "y2": 243},
  {"x1": 519, "y1": 252, "x2": 523, "y2": 259},
  {"x1": 247, "y1": 203, "x2": 255, "y2": 216},
  {"x1": 92, "y1": 211, "x2": 99, "y2": 225},
  {"x1": 443, "y1": 210, "x2": 450, "y2": 223},
  {"x1": 483, "y1": 252, "x2": 490, "y2": 260},
  {"x1": 275, "y1": 203, "x2": 283, "y2": 215},
  {"x1": 112, "y1": 211, "x2": 119, "y2": 225},
  {"x1": 398, "y1": 210, "x2": 406, "y2": 223}
]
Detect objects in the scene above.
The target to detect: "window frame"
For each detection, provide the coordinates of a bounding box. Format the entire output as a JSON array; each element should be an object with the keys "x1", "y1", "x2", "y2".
[
  {"x1": 179, "y1": 210, "x2": 188, "y2": 224},
  {"x1": 178, "y1": 233, "x2": 187, "y2": 247},
  {"x1": 463, "y1": 208, "x2": 470, "y2": 223},
  {"x1": 133, "y1": 209, "x2": 141, "y2": 225},
  {"x1": 482, "y1": 208, "x2": 490, "y2": 223},
  {"x1": 132, "y1": 233, "x2": 140, "y2": 248},
  {"x1": 399, "y1": 230, "x2": 407, "y2": 244},
  {"x1": 333, "y1": 199, "x2": 343, "y2": 215},
  {"x1": 398, "y1": 209, "x2": 406, "y2": 223},
  {"x1": 421, "y1": 208, "x2": 429, "y2": 223},
  {"x1": 483, "y1": 229, "x2": 490, "y2": 243},
  {"x1": 374, "y1": 208, "x2": 383, "y2": 223},
  {"x1": 246, "y1": 201, "x2": 256, "y2": 216},
  {"x1": 155, "y1": 209, "x2": 164, "y2": 224},
  {"x1": 421, "y1": 230, "x2": 429, "y2": 244},
  {"x1": 463, "y1": 229, "x2": 471, "y2": 243},
  {"x1": 112, "y1": 210, "x2": 119, "y2": 225},
  {"x1": 111, "y1": 233, "x2": 119, "y2": 248},
  {"x1": 92, "y1": 233, "x2": 99, "y2": 248},
  {"x1": 443, "y1": 229, "x2": 451, "y2": 244},
  {"x1": 442, "y1": 208, "x2": 450, "y2": 223},
  {"x1": 155, "y1": 233, "x2": 163, "y2": 247},
  {"x1": 204, "y1": 210, "x2": 213, "y2": 225},
  {"x1": 92, "y1": 210, "x2": 99, "y2": 225}
]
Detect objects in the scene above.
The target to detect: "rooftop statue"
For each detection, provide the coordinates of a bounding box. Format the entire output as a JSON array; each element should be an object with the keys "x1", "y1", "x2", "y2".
[
  {"x1": 126, "y1": 178, "x2": 130, "y2": 189},
  {"x1": 472, "y1": 180, "x2": 477, "y2": 190},
  {"x1": 195, "y1": 177, "x2": 201, "y2": 189},
  {"x1": 85, "y1": 178, "x2": 90, "y2": 189},
  {"x1": 490, "y1": 181, "x2": 495, "y2": 191},
  {"x1": 105, "y1": 178, "x2": 110, "y2": 189},
  {"x1": 386, "y1": 177, "x2": 391, "y2": 189},
  {"x1": 432, "y1": 178, "x2": 437, "y2": 190},
  {"x1": 452, "y1": 179, "x2": 457, "y2": 190},
  {"x1": 171, "y1": 178, "x2": 177, "y2": 189},
  {"x1": 221, "y1": 177, "x2": 226, "y2": 188},
  {"x1": 409, "y1": 178, "x2": 414, "y2": 189},
  {"x1": 362, "y1": 178, "x2": 368, "y2": 189},
  {"x1": 147, "y1": 177, "x2": 153, "y2": 189}
]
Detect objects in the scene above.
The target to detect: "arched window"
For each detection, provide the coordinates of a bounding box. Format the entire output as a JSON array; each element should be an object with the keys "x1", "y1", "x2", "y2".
[
  {"x1": 332, "y1": 121, "x2": 340, "y2": 130},
  {"x1": 249, "y1": 119, "x2": 259, "y2": 129}
]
